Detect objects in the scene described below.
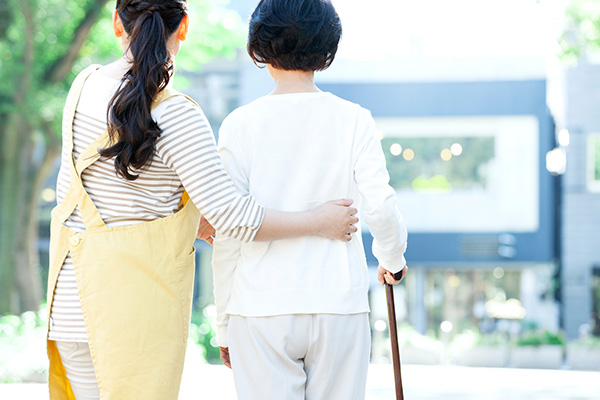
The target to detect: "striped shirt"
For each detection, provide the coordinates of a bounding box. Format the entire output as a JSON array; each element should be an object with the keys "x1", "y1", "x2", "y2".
[{"x1": 48, "y1": 70, "x2": 264, "y2": 342}]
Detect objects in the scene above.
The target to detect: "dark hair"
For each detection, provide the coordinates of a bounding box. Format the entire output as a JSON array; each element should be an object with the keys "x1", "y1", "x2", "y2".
[
  {"x1": 100, "y1": 0, "x2": 187, "y2": 180},
  {"x1": 247, "y1": 0, "x2": 342, "y2": 72}
]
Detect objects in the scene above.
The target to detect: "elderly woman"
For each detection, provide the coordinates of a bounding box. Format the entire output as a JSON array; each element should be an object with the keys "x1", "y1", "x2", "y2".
[{"x1": 212, "y1": 1, "x2": 409, "y2": 399}]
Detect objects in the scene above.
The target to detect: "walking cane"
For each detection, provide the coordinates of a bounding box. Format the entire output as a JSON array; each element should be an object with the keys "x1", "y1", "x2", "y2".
[{"x1": 386, "y1": 269, "x2": 405, "y2": 400}]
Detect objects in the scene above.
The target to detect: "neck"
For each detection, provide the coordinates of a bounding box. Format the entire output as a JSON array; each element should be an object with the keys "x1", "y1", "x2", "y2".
[
  {"x1": 117, "y1": 54, "x2": 133, "y2": 71},
  {"x1": 97, "y1": 55, "x2": 133, "y2": 80},
  {"x1": 269, "y1": 68, "x2": 320, "y2": 95}
]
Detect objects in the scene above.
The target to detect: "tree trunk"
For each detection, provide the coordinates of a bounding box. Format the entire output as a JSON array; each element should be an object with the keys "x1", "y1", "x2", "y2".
[
  {"x1": 18, "y1": 140, "x2": 60, "y2": 311},
  {"x1": 17, "y1": 136, "x2": 60, "y2": 313},
  {"x1": 0, "y1": 113, "x2": 29, "y2": 314},
  {"x1": 0, "y1": 109, "x2": 59, "y2": 314}
]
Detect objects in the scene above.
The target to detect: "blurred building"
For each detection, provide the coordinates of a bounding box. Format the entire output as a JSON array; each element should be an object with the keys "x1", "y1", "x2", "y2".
[
  {"x1": 188, "y1": 63, "x2": 561, "y2": 337},
  {"x1": 561, "y1": 59, "x2": 600, "y2": 338},
  {"x1": 317, "y1": 77, "x2": 559, "y2": 338},
  {"x1": 180, "y1": 0, "x2": 567, "y2": 340}
]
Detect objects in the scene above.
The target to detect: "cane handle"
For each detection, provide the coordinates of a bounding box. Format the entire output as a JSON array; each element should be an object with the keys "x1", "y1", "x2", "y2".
[{"x1": 393, "y1": 269, "x2": 404, "y2": 281}]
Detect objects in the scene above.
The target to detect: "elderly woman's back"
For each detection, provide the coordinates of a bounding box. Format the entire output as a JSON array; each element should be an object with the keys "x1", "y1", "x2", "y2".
[{"x1": 211, "y1": 1, "x2": 408, "y2": 399}]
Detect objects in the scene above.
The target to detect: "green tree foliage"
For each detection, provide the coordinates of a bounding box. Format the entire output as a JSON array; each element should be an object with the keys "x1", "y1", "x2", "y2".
[
  {"x1": 560, "y1": 0, "x2": 600, "y2": 62},
  {"x1": 0, "y1": 0, "x2": 245, "y2": 315}
]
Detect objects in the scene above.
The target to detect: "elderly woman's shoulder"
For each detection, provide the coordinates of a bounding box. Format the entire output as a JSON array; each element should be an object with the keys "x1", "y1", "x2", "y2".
[{"x1": 321, "y1": 93, "x2": 373, "y2": 120}]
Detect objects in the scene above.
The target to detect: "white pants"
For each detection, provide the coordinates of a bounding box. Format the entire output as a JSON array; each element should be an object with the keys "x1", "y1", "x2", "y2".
[
  {"x1": 55, "y1": 341, "x2": 100, "y2": 400},
  {"x1": 228, "y1": 313, "x2": 370, "y2": 400}
]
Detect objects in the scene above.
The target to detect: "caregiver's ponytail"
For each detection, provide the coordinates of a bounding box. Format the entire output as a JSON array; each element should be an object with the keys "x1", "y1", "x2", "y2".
[{"x1": 101, "y1": 0, "x2": 187, "y2": 180}]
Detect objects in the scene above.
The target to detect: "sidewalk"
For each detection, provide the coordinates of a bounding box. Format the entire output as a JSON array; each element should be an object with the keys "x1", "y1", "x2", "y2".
[
  {"x1": 183, "y1": 352, "x2": 600, "y2": 400},
  {"x1": 2, "y1": 346, "x2": 599, "y2": 400},
  {"x1": 2, "y1": 364, "x2": 599, "y2": 399}
]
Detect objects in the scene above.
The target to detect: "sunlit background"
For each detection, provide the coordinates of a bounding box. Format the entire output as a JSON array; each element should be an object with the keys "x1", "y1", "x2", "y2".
[{"x1": 1, "y1": 0, "x2": 600, "y2": 396}]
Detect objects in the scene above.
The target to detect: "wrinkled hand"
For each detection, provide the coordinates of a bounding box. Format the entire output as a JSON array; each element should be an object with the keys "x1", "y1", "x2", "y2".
[
  {"x1": 220, "y1": 347, "x2": 231, "y2": 369},
  {"x1": 197, "y1": 216, "x2": 215, "y2": 245},
  {"x1": 312, "y1": 199, "x2": 358, "y2": 241},
  {"x1": 378, "y1": 264, "x2": 408, "y2": 286}
]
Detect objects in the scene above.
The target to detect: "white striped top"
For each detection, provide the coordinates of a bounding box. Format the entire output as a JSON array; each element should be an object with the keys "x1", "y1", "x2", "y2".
[{"x1": 48, "y1": 70, "x2": 264, "y2": 342}]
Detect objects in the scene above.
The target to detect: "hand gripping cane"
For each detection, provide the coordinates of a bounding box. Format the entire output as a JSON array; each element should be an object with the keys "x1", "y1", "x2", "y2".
[{"x1": 386, "y1": 269, "x2": 405, "y2": 400}]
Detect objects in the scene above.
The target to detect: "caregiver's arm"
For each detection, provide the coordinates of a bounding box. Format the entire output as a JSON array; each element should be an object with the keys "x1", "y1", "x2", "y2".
[
  {"x1": 198, "y1": 199, "x2": 358, "y2": 243},
  {"x1": 255, "y1": 199, "x2": 358, "y2": 241},
  {"x1": 156, "y1": 97, "x2": 357, "y2": 243}
]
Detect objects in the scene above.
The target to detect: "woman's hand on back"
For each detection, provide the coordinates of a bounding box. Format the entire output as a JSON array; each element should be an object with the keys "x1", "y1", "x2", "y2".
[{"x1": 311, "y1": 199, "x2": 358, "y2": 241}]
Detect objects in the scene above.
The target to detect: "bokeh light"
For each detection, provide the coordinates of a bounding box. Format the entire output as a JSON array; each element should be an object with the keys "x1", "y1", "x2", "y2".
[
  {"x1": 390, "y1": 143, "x2": 402, "y2": 156},
  {"x1": 440, "y1": 148, "x2": 452, "y2": 161}
]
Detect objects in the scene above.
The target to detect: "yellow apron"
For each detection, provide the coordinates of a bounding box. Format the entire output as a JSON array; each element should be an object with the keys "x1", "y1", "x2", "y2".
[{"x1": 47, "y1": 65, "x2": 201, "y2": 399}]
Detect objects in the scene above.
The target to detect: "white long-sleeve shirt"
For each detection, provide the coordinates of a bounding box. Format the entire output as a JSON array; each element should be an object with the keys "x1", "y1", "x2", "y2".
[{"x1": 212, "y1": 91, "x2": 407, "y2": 347}]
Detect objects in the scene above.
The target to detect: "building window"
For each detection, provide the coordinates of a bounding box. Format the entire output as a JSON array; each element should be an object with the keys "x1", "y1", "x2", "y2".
[
  {"x1": 376, "y1": 116, "x2": 540, "y2": 233},
  {"x1": 589, "y1": 134, "x2": 600, "y2": 192},
  {"x1": 382, "y1": 136, "x2": 495, "y2": 192}
]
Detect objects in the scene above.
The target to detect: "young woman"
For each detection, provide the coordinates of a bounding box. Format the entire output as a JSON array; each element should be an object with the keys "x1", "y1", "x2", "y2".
[
  {"x1": 211, "y1": 1, "x2": 408, "y2": 399},
  {"x1": 46, "y1": 1, "x2": 358, "y2": 399}
]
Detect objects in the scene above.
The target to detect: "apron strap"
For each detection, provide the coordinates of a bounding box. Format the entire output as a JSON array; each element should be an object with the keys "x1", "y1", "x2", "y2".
[
  {"x1": 74, "y1": 131, "x2": 110, "y2": 175},
  {"x1": 61, "y1": 65, "x2": 102, "y2": 158},
  {"x1": 53, "y1": 75, "x2": 191, "y2": 229},
  {"x1": 53, "y1": 65, "x2": 104, "y2": 228}
]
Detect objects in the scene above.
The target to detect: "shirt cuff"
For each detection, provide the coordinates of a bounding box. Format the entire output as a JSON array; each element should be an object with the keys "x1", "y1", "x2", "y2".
[
  {"x1": 216, "y1": 324, "x2": 229, "y2": 348},
  {"x1": 241, "y1": 205, "x2": 265, "y2": 243},
  {"x1": 373, "y1": 240, "x2": 407, "y2": 274},
  {"x1": 379, "y1": 255, "x2": 407, "y2": 275},
  {"x1": 212, "y1": 198, "x2": 265, "y2": 243}
]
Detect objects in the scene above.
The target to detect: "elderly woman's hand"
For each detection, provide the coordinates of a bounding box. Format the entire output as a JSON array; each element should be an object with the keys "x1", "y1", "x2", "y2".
[
  {"x1": 378, "y1": 265, "x2": 407, "y2": 285},
  {"x1": 220, "y1": 347, "x2": 231, "y2": 369}
]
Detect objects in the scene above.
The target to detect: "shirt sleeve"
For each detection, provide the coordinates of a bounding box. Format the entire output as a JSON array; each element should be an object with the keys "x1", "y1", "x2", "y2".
[
  {"x1": 211, "y1": 233, "x2": 241, "y2": 347},
  {"x1": 211, "y1": 113, "x2": 247, "y2": 347},
  {"x1": 354, "y1": 108, "x2": 408, "y2": 273},
  {"x1": 155, "y1": 97, "x2": 264, "y2": 242}
]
